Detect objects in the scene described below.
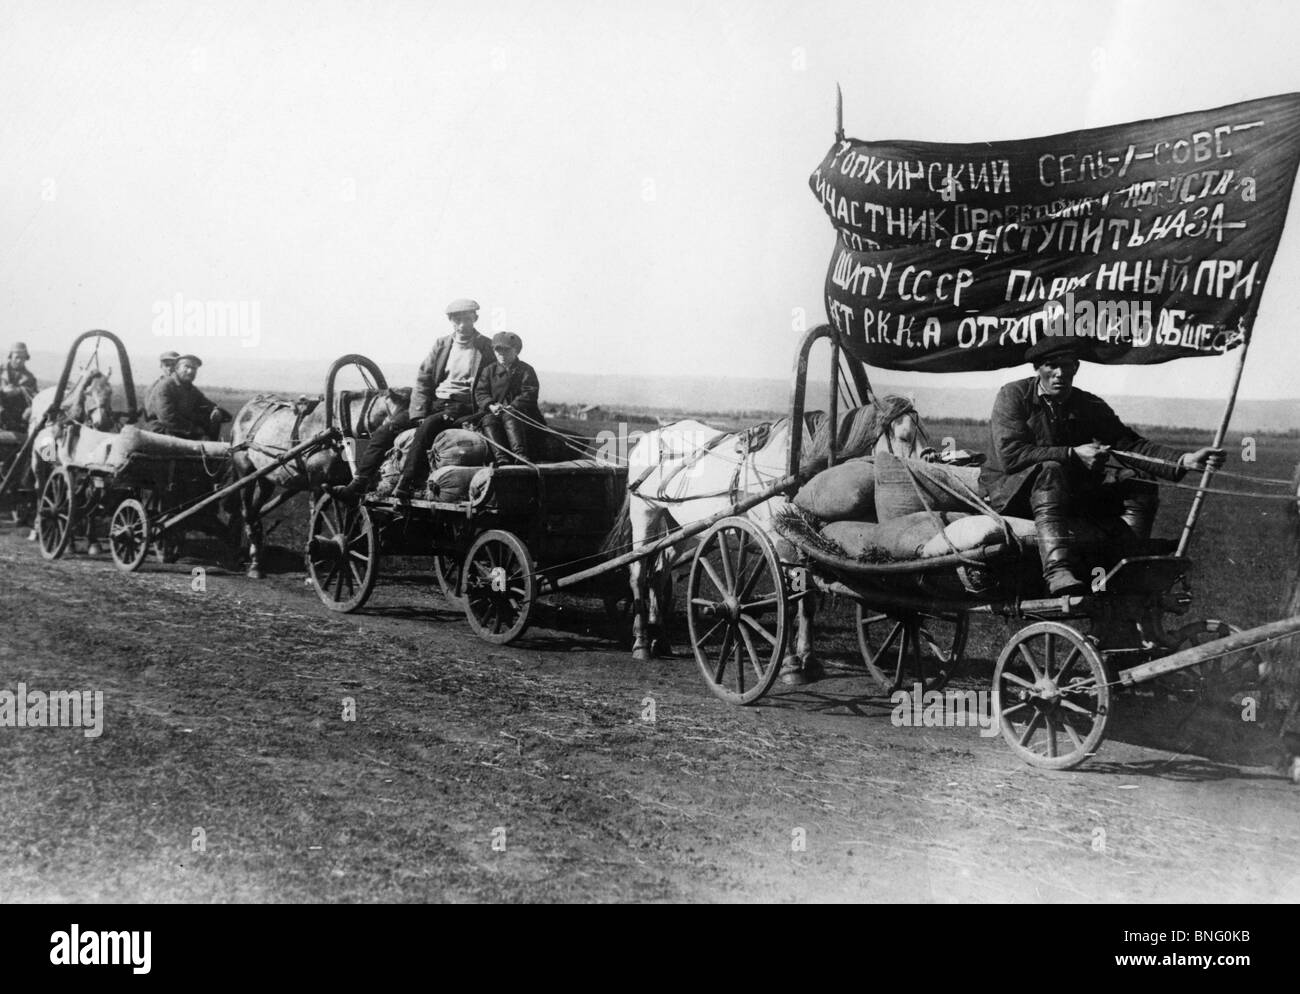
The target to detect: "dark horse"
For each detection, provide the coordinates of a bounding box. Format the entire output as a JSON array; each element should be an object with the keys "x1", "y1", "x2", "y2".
[{"x1": 228, "y1": 388, "x2": 409, "y2": 577}]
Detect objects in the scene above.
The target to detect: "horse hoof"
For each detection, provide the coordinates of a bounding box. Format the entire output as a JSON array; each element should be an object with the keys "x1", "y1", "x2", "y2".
[
  {"x1": 247, "y1": 567, "x2": 264, "y2": 580},
  {"x1": 779, "y1": 667, "x2": 810, "y2": 686},
  {"x1": 86, "y1": 543, "x2": 102, "y2": 557},
  {"x1": 632, "y1": 647, "x2": 652, "y2": 662},
  {"x1": 27, "y1": 529, "x2": 37, "y2": 542}
]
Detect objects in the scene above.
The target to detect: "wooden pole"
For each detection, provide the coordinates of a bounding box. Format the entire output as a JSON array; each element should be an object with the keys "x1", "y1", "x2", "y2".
[
  {"x1": 1120, "y1": 613, "x2": 1300, "y2": 686},
  {"x1": 1175, "y1": 331, "x2": 1251, "y2": 557},
  {"x1": 835, "y1": 82, "x2": 844, "y2": 142},
  {"x1": 547, "y1": 472, "x2": 801, "y2": 592},
  {"x1": 158, "y1": 429, "x2": 340, "y2": 532}
]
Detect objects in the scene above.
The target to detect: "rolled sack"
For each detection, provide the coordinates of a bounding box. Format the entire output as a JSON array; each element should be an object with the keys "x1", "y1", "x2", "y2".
[
  {"x1": 919, "y1": 515, "x2": 1038, "y2": 558},
  {"x1": 793, "y1": 457, "x2": 875, "y2": 522},
  {"x1": 432, "y1": 428, "x2": 492, "y2": 468},
  {"x1": 874, "y1": 451, "x2": 985, "y2": 520},
  {"x1": 823, "y1": 510, "x2": 969, "y2": 560}
]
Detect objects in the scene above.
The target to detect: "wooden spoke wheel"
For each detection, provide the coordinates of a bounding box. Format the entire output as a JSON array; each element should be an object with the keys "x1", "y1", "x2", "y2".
[
  {"x1": 142, "y1": 490, "x2": 182, "y2": 563},
  {"x1": 433, "y1": 552, "x2": 466, "y2": 609},
  {"x1": 109, "y1": 499, "x2": 151, "y2": 572},
  {"x1": 1160, "y1": 618, "x2": 1266, "y2": 709},
  {"x1": 462, "y1": 530, "x2": 535, "y2": 644},
  {"x1": 993, "y1": 621, "x2": 1110, "y2": 770},
  {"x1": 306, "y1": 493, "x2": 379, "y2": 613},
  {"x1": 37, "y1": 467, "x2": 77, "y2": 560},
  {"x1": 855, "y1": 605, "x2": 969, "y2": 695},
  {"x1": 686, "y1": 516, "x2": 789, "y2": 706}
]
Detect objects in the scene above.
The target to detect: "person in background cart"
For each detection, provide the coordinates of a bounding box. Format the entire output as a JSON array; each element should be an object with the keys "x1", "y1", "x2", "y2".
[{"x1": 0, "y1": 341, "x2": 38, "y2": 431}]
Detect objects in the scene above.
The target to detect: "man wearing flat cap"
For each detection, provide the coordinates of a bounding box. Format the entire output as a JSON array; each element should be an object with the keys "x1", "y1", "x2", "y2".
[
  {"x1": 475, "y1": 331, "x2": 543, "y2": 460},
  {"x1": 143, "y1": 354, "x2": 231, "y2": 440},
  {"x1": 980, "y1": 337, "x2": 1224, "y2": 595},
  {"x1": 141, "y1": 350, "x2": 180, "y2": 422},
  {"x1": 0, "y1": 341, "x2": 38, "y2": 431},
  {"x1": 334, "y1": 298, "x2": 496, "y2": 502}
]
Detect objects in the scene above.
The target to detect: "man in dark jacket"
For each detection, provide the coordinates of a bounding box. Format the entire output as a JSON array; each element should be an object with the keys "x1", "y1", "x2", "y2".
[
  {"x1": 144, "y1": 354, "x2": 231, "y2": 440},
  {"x1": 981, "y1": 338, "x2": 1223, "y2": 594},
  {"x1": 141, "y1": 350, "x2": 180, "y2": 422},
  {"x1": 475, "y1": 332, "x2": 542, "y2": 461},
  {"x1": 0, "y1": 341, "x2": 38, "y2": 431},
  {"x1": 333, "y1": 298, "x2": 495, "y2": 502}
]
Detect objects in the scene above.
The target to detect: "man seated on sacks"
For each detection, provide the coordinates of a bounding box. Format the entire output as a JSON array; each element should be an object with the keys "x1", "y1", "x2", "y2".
[
  {"x1": 332, "y1": 297, "x2": 495, "y2": 503},
  {"x1": 143, "y1": 354, "x2": 232, "y2": 440},
  {"x1": 980, "y1": 337, "x2": 1224, "y2": 595}
]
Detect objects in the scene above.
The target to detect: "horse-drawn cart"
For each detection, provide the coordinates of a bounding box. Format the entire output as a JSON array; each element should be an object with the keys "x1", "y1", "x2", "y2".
[
  {"x1": 306, "y1": 356, "x2": 629, "y2": 643},
  {"x1": 25, "y1": 330, "x2": 342, "y2": 573}
]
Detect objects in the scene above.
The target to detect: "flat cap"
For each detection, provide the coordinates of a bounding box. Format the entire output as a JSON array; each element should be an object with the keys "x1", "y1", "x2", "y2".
[
  {"x1": 8, "y1": 341, "x2": 30, "y2": 358},
  {"x1": 159, "y1": 350, "x2": 180, "y2": 363},
  {"x1": 175, "y1": 354, "x2": 203, "y2": 367},
  {"x1": 491, "y1": 332, "x2": 522, "y2": 352},
  {"x1": 1025, "y1": 336, "x2": 1089, "y2": 366},
  {"x1": 445, "y1": 298, "x2": 480, "y2": 316}
]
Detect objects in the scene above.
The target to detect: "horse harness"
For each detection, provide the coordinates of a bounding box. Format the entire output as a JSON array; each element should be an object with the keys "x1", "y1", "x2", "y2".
[{"x1": 240, "y1": 394, "x2": 323, "y2": 477}]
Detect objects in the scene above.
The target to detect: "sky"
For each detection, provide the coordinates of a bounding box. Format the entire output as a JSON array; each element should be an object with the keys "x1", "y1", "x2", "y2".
[{"x1": 3, "y1": 0, "x2": 1300, "y2": 404}]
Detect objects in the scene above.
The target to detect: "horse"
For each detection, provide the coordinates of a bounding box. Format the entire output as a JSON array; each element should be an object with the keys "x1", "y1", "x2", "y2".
[
  {"x1": 228, "y1": 388, "x2": 410, "y2": 578},
  {"x1": 604, "y1": 395, "x2": 929, "y2": 674}
]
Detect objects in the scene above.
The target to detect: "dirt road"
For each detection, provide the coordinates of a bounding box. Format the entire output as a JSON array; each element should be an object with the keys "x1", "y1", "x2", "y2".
[{"x1": 1, "y1": 530, "x2": 1297, "y2": 903}]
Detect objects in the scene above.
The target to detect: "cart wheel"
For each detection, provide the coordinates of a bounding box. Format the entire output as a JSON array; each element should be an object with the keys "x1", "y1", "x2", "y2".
[
  {"x1": 433, "y1": 552, "x2": 466, "y2": 609},
  {"x1": 463, "y1": 530, "x2": 535, "y2": 644},
  {"x1": 855, "y1": 605, "x2": 968, "y2": 695},
  {"x1": 37, "y1": 467, "x2": 77, "y2": 560},
  {"x1": 994, "y1": 621, "x2": 1109, "y2": 770},
  {"x1": 306, "y1": 493, "x2": 378, "y2": 612},
  {"x1": 687, "y1": 516, "x2": 789, "y2": 705},
  {"x1": 109, "y1": 499, "x2": 151, "y2": 572},
  {"x1": 1164, "y1": 619, "x2": 1266, "y2": 709},
  {"x1": 142, "y1": 491, "x2": 182, "y2": 563}
]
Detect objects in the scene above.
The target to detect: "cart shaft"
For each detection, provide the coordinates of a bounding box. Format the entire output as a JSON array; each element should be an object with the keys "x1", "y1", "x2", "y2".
[{"x1": 1120, "y1": 613, "x2": 1300, "y2": 686}]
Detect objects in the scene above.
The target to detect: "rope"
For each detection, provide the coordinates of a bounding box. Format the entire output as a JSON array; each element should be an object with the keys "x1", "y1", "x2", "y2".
[
  {"x1": 1107, "y1": 448, "x2": 1295, "y2": 486},
  {"x1": 1106, "y1": 450, "x2": 1300, "y2": 502}
]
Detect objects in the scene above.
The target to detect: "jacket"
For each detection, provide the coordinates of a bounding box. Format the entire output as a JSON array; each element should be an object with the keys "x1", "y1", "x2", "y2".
[
  {"x1": 143, "y1": 375, "x2": 221, "y2": 439},
  {"x1": 473, "y1": 359, "x2": 541, "y2": 415},
  {"x1": 981, "y1": 377, "x2": 1187, "y2": 511},
  {"x1": 409, "y1": 332, "x2": 497, "y2": 420}
]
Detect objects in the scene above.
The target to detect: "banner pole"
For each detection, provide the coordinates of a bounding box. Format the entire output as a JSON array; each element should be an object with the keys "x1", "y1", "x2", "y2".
[
  {"x1": 835, "y1": 82, "x2": 844, "y2": 143},
  {"x1": 1175, "y1": 331, "x2": 1251, "y2": 557}
]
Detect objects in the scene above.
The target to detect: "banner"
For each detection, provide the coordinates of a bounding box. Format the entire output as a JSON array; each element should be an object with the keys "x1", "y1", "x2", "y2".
[{"x1": 809, "y1": 94, "x2": 1300, "y2": 371}]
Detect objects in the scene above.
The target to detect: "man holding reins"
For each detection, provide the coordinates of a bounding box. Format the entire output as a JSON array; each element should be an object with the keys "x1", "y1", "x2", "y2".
[
  {"x1": 143, "y1": 354, "x2": 232, "y2": 440},
  {"x1": 981, "y1": 337, "x2": 1225, "y2": 595},
  {"x1": 333, "y1": 298, "x2": 495, "y2": 503}
]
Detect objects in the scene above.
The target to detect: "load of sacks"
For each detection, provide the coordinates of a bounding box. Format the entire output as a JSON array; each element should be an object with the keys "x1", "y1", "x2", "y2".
[
  {"x1": 793, "y1": 451, "x2": 1042, "y2": 561},
  {"x1": 375, "y1": 428, "x2": 494, "y2": 502}
]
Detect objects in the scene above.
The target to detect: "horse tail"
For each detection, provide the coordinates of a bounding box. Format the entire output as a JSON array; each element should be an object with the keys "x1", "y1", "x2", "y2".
[{"x1": 600, "y1": 493, "x2": 632, "y2": 559}]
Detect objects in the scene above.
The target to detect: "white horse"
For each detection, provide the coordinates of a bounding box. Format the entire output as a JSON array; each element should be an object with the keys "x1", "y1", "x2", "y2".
[
  {"x1": 607, "y1": 396, "x2": 929, "y2": 676},
  {"x1": 26, "y1": 369, "x2": 117, "y2": 547}
]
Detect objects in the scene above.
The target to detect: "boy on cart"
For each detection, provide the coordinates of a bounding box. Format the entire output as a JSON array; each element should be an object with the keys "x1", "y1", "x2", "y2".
[{"x1": 474, "y1": 332, "x2": 543, "y2": 462}]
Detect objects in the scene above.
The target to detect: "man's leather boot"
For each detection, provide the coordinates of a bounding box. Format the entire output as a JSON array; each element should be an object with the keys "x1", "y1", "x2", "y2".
[{"x1": 1031, "y1": 502, "x2": 1087, "y2": 596}]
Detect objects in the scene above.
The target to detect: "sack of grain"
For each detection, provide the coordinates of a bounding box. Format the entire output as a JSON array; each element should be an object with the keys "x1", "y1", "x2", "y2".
[
  {"x1": 824, "y1": 510, "x2": 969, "y2": 560},
  {"x1": 820, "y1": 520, "x2": 885, "y2": 558},
  {"x1": 432, "y1": 429, "x2": 492, "y2": 468},
  {"x1": 873, "y1": 451, "x2": 984, "y2": 520},
  {"x1": 793, "y1": 457, "x2": 876, "y2": 522},
  {"x1": 919, "y1": 514, "x2": 1038, "y2": 557},
  {"x1": 375, "y1": 428, "x2": 417, "y2": 496},
  {"x1": 426, "y1": 465, "x2": 481, "y2": 502}
]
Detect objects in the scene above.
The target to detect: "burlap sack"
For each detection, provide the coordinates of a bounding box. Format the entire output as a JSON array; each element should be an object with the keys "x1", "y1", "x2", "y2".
[
  {"x1": 426, "y1": 465, "x2": 481, "y2": 502},
  {"x1": 874, "y1": 451, "x2": 984, "y2": 520},
  {"x1": 824, "y1": 511, "x2": 968, "y2": 560},
  {"x1": 793, "y1": 457, "x2": 876, "y2": 522},
  {"x1": 920, "y1": 514, "x2": 1038, "y2": 557},
  {"x1": 432, "y1": 429, "x2": 492, "y2": 468}
]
